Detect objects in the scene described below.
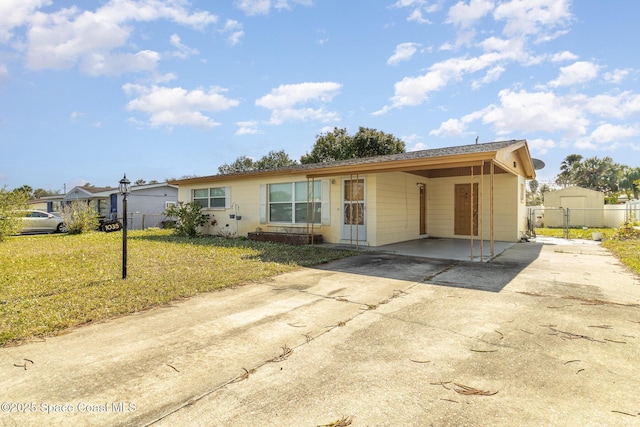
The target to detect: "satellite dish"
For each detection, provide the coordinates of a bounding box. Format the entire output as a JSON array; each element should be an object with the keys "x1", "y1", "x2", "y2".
[{"x1": 532, "y1": 158, "x2": 545, "y2": 170}]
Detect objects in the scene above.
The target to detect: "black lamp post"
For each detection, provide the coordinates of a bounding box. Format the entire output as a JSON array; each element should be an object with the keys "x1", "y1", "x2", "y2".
[{"x1": 119, "y1": 174, "x2": 131, "y2": 279}]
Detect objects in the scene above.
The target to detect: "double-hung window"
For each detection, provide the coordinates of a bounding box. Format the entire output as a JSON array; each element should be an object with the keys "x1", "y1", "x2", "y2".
[
  {"x1": 193, "y1": 187, "x2": 228, "y2": 208},
  {"x1": 269, "y1": 181, "x2": 321, "y2": 224}
]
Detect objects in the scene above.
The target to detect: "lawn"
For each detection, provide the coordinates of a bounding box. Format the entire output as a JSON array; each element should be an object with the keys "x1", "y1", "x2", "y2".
[
  {"x1": 536, "y1": 226, "x2": 640, "y2": 276},
  {"x1": 0, "y1": 229, "x2": 354, "y2": 346},
  {"x1": 534, "y1": 226, "x2": 618, "y2": 240}
]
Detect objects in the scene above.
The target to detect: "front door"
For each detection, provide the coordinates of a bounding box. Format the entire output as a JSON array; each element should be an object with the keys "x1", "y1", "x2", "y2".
[
  {"x1": 454, "y1": 183, "x2": 478, "y2": 236},
  {"x1": 342, "y1": 178, "x2": 366, "y2": 241}
]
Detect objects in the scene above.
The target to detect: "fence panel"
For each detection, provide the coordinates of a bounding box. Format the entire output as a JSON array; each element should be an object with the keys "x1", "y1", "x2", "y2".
[
  {"x1": 129, "y1": 212, "x2": 168, "y2": 230},
  {"x1": 527, "y1": 204, "x2": 636, "y2": 239}
]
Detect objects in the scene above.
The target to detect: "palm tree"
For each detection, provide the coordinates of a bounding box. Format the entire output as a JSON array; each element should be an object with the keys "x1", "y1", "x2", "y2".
[{"x1": 555, "y1": 154, "x2": 583, "y2": 187}]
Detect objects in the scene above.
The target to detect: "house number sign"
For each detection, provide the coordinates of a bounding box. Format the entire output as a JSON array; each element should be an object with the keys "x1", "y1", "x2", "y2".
[{"x1": 102, "y1": 220, "x2": 123, "y2": 232}]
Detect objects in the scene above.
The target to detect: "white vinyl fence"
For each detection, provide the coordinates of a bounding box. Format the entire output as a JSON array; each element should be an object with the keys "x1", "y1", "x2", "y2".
[{"x1": 527, "y1": 200, "x2": 639, "y2": 238}]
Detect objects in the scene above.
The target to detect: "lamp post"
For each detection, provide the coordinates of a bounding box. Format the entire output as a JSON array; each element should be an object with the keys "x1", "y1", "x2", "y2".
[{"x1": 119, "y1": 174, "x2": 131, "y2": 279}]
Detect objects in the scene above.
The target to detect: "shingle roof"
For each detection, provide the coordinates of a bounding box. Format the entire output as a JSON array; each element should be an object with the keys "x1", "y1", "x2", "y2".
[{"x1": 171, "y1": 139, "x2": 527, "y2": 183}]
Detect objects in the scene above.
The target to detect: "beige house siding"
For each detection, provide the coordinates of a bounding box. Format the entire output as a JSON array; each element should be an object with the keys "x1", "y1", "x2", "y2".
[
  {"x1": 176, "y1": 169, "x2": 526, "y2": 245},
  {"x1": 178, "y1": 175, "x2": 334, "y2": 239},
  {"x1": 425, "y1": 173, "x2": 522, "y2": 242},
  {"x1": 371, "y1": 172, "x2": 423, "y2": 247}
]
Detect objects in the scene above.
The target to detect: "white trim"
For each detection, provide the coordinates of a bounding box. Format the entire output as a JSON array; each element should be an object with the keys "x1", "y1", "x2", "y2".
[
  {"x1": 259, "y1": 184, "x2": 267, "y2": 224},
  {"x1": 225, "y1": 186, "x2": 231, "y2": 209},
  {"x1": 321, "y1": 179, "x2": 330, "y2": 225}
]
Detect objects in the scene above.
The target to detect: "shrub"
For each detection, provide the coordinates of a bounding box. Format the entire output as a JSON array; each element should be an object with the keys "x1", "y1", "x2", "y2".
[
  {"x1": 164, "y1": 202, "x2": 209, "y2": 238},
  {"x1": 0, "y1": 187, "x2": 28, "y2": 241},
  {"x1": 609, "y1": 221, "x2": 640, "y2": 241},
  {"x1": 60, "y1": 201, "x2": 99, "y2": 234}
]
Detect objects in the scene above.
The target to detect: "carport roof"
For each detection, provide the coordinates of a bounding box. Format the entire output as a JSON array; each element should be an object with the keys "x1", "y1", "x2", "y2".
[{"x1": 170, "y1": 139, "x2": 535, "y2": 185}]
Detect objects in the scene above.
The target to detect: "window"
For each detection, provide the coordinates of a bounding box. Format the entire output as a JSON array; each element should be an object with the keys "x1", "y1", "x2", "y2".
[
  {"x1": 269, "y1": 181, "x2": 321, "y2": 224},
  {"x1": 193, "y1": 187, "x2": 228, "y2": 208}
]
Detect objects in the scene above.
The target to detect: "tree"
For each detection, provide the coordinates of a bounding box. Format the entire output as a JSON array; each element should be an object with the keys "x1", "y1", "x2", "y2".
[
  {"x1": 254, "y1": 150, "x2": 297, "y2": 170},
  {"x1": 619, "y1": 167, "x2": 640, "y2": 200},
  {"x1": 0, "y1": 187, "x2": 28, "y2": 241},
  {"x1": 218, "y1": 155, "x2": 256, "y2": 174},
  {"x1": 539, "y1": 183, "x2": 550, "y2": 203},
  {"x1": 14, "y1": 185, "x2": 33, "y2": 199},
  {"x1": 33, "y1": 188, "x2": 61, "y2": 199},
  {"x1": 218, "y1": 150, "x2": 297, "y2": 174},
  {"x1": 555, "y1": 154, "x2": 583, "y2": 187},
  {"x1": 554, "y1": 154, "x2": 623, "y2": 196},
  {"x1": 300, "y1": 127, "x2": 406, "y2": 164},
  {"x1": 527, "y1": 179, "x2": 541, "y2": 205},
  {"x1": 135, "y1": 179, "x2": 146, "y2": 185},
  {"x1": 300, "y1": 127, "x2": 352, "y2": 163},
  {"x1": 351, "y1": 127, "x2": 406, "y2": 158}
]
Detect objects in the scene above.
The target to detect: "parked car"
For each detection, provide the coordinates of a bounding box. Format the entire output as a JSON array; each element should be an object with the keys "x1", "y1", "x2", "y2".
[{"x1": 20, "y1": 210, "x2": 67, "y2": 234}]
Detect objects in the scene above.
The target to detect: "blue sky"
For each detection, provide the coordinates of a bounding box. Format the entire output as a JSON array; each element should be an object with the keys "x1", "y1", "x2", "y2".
[{"x1": 1, "y1": 0, "x2": 639, "y2": 192}]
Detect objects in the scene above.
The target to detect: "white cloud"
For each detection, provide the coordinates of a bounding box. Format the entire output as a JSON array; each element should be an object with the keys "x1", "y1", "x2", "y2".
[
  {"x1": 23, "y1": 0, "x2": 216, "y2": 75},
  {"x1": 471, "y1": 65, "x2": 505, "y2": 89},
  {"x1": 528, "y1": 138, "x2": 556, "y2": 155},
  {"x1": 376, "y1": 52, "x2": 512, "y2": 113},
  {"x1": 235, "y1": 120, "x2": 261, "y2": 135},
  {"x1": 387, "y1": 42, "x2": 420, "y2": 65},
  {"x1": 220, "y1": 19, "x2": 244, "y2": 46},
  {"x1": 480, "y1": 89, "x2": 589, "y2": 137},
  {"x1": 0, "y1": 0, "x2": 50, "y2": 43},
  {"x1": 548, "y1": 61, "x2": 599, "y2": 87},
  {"x1": 0, "y1": 64, "x2": 9, "y2": 85},
  {"x1": 81, "y1": 50, "x2": 160, "y2": 76},
  {"x1": 584, "y1": 91, "x2": 640, "y2": 119},
  {"x1": 429, "y1": 118, "x2": 468, "y2": 137},
  {"x1": 70, "y1": 111, "x2": 84, "y2": 122},
  {"x1": 392, "y1": 0, "x2": 439, "y2": 24},
  {"x1": 235, "y1": 0, "x2": 313, "y2": 16},
  {"x1": 123, "y1": 84, "x2": 240, "y2": 129},
  {"x1": 589, "y1": 123, "x2": 640, "y2": 144},
  {"x1": 169, "y1": 34, "x2": 200, "y2": 59},
  {"x1": 256, "y1": 82, "x2": 341, "y2": 124},
  {"x1": 446, "y1": 0, "x2": 494, "y2": 29},
  {"x1": 550, "y1": 51, "x2": 578, "y2": 62},
  {"x1": 604, "y1": 68, "x2": 631, "y2": 84},
  {"x1": 493, "y1": 0, "x2": 572, "y2": 38}
]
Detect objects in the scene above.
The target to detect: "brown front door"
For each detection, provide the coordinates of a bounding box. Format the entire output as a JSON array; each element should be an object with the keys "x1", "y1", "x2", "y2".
[{"x1": 454, "y1": 183, "x2": 478, "y2": 236}]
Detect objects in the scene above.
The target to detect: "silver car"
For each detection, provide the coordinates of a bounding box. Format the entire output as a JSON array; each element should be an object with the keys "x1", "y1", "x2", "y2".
[{"x1": 21, "y1": 210, "x2": 67, "y2": 234}]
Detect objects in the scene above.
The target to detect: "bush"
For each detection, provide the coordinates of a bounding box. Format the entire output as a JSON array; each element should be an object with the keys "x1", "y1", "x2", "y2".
[
  {"x1": 164, "y1": 202, "x2": 209, "y2": 238},
  {"x1": 609, "y1": 221, "x2": 640, "y2": 241},
  {"x1": 60, "y1": 201, "x2": 99, "y2": 234},
  {"x1": 0, "y1": 187, "x2": 28, "y2": 241}
]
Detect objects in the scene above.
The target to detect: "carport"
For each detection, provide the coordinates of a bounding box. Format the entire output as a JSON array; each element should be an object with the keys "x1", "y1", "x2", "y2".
[{"x1": 305, "y1": 140, "x2": 536, "y2": 261}]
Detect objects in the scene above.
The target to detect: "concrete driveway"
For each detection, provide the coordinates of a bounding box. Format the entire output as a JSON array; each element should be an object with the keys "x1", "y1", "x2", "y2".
[{"x1": 1, "y1": 238, "x2": 639, "y2": 426}]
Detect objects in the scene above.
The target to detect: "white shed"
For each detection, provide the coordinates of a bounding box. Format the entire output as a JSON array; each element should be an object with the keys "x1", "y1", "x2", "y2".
[{"x1": 544, "y1": 186, "x2": 604, "y2": 227}]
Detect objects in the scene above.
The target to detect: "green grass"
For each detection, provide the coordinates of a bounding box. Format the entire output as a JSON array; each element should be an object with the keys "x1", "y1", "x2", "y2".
[
  {"x1": 0, "y1": 229, "x2": 354, "y2": 346},
  {"x1": 536, "y1": 227, "x2": 640, "y2": 277},
  {"x1": 602, "y1": 239, "x2": 640, "y2": 275},
  {"x1": 534, "y1": 227, "x2": 618, "y2": 240}
]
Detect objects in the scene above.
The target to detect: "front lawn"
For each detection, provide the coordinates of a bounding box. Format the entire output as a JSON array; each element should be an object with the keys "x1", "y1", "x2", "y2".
[{"x1": 0, "y1": 229, "x2": 353, "y2": 346}]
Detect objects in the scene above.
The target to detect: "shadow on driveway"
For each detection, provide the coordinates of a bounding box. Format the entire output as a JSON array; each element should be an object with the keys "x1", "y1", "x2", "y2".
[{"x1": 424, "y1": 242, "x2": 544, "y2": 292}]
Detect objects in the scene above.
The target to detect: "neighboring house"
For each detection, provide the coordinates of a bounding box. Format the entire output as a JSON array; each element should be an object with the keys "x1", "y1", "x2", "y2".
[
  {"x1": 27, "y1": 196, "x2": 63, "y2": 212},
  {"x1": 170, "y1": 140, "x2": 535, "y2": 248},
  {"x1": 37, "y1": 183, "x2": 178, "y2": 230},
  {"x1": 544, "y1": 186, "x2": 605, "y2": 228}
]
